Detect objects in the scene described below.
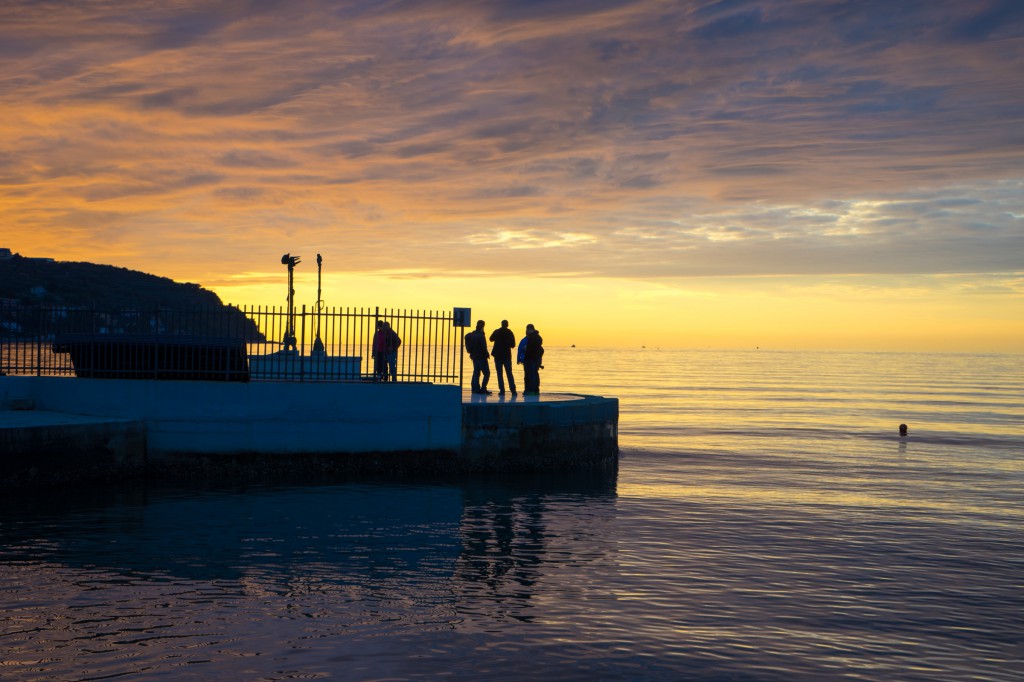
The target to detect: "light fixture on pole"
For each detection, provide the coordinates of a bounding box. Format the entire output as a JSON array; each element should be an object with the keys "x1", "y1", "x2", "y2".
[{"x1": 281, "y1": 253, "x2": 301, "y2": 351}]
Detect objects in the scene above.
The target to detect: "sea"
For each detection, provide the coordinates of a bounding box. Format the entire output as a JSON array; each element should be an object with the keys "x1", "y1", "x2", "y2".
[{"x1": 1, "y1": 349, "x2": 1021, "y2": 681}]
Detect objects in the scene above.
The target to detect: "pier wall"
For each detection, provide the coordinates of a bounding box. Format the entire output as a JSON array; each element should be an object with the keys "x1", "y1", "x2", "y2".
[
  {"x1": 2, "y1": 376, "x2": 461, "y2": 457},
  {"x1": 2, "y1": 377, "x2": 619, "y2": 486},
  {"x1": 462, "y1": 396, "x2": 618, "y2": 471},
  {"x1": 0, "y1": 412, "x2": 146, "y2": 488}
]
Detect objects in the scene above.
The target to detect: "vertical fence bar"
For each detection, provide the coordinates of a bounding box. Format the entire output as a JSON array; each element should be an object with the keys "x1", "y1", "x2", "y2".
[
  {"x1": 35, "y1": 306, "x2": 42, "y2": 376},
  {"x1": 299, "y1": 304, "x2": 306, "y2": 382},
  {"x1": 152, "y1": 307, "x2": 159, "y2": 380},
  {"x1": 457, "y1": 311, "x2": 464, "y2": 390}
]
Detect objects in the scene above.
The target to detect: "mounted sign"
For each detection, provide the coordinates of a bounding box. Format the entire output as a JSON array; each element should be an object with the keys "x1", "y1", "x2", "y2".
[{"x1": 452, "y1": 307, "x2": 471, "y2": 327}]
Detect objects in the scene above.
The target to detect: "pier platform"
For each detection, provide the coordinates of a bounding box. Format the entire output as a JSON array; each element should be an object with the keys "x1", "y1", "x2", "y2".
[
  {"x1": 0, "y1": 408, "x2": 146, "y2": 488},
  {"x1": 461, "y1": 391, "x2": 619, "y2": 471},
  {"x1": 1, "y1": 378, "x2": 617, "y2": 487}
]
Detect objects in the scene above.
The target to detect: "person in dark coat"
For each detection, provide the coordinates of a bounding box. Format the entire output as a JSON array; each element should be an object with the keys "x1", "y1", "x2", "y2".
[
  {"x1": 465, "y1": 319, "x2": 491, "y2": 394},
  {"x1": 521, "y1": 323, "x2": 543, "y2": 395},
  {"x1": 372, "y1": 320, "x2": 388, "y2": 381},
  {"x1": 489, "y1": 319, "x2": 517, "y2": 395}
]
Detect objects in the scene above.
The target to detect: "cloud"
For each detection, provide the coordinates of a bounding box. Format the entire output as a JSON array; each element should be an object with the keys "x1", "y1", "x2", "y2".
[
  {"x1": 948, "y1": 0, "x2": 1024, "y2": 41},
  {"x1": 0, "y1": 0, "x2": 1021, "y2": 286},
  {"x1": 217, "y1": 150, "x2": 297, "y2": 169},
  {"x1": 466, "y1": 185, "x2": 544, "y2": 199}
]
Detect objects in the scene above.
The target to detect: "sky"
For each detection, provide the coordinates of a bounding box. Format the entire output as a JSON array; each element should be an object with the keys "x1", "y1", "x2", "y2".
[{"x1": 2, "y1": 0, "x2": 1023, "y2": 351}]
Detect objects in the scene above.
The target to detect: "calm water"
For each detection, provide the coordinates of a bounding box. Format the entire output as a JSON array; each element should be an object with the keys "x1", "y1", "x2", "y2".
[{"x1": 2, "y1": 349, "x2": 1022, "y2": 681}]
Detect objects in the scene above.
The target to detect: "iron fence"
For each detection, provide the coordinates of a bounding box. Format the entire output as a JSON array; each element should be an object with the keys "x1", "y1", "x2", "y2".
[{"x1": 0, "y1": 303, "x2": 465, "y2": 385}]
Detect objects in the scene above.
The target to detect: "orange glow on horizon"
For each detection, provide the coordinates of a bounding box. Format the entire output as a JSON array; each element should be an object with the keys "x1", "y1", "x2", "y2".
[{"x1": 194, "y1": 270, "x2": 1024, "y2": 353}]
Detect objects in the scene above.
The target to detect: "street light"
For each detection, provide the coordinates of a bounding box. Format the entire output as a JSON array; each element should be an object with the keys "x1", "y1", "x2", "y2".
[
  {"x1": 281, "y1": 253, "x2": 301, "y2": 351},
  {"x1": 312, "y1": 253, "x2": 325, "y2": 355}
]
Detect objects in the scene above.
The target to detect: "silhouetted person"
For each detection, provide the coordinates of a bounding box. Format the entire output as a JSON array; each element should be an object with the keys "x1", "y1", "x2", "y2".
[
  {"x1": 899, "y1": 423, "x2": 908, "y2": 436},
  {"x1": 489, "y1": 320, "x2": 517, "y2": 395},
  {"x1": 519, "y1": 323, "x2": 543, "y2": 395},
  {"x1": 372, "y1": 320, "x2": 388, "y2": 382},
  {"x1": 465, "y1": 319, "x2": 491, "y2": 394},
  {"x1": 384, "y1": 321, "x2": 401, "y2": 382}
]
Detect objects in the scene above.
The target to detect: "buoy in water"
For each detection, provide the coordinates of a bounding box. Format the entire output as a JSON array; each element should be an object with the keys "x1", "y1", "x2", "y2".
[{"x1": 899, "y1": 424, "x2": 908, "y2": 436}]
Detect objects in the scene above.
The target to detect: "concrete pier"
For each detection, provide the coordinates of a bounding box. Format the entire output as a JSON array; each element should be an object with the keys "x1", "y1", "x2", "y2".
[
  {"x1": 1, "y1": 376, "x2": 618, "y2": 487},
  {"x1": 0, "y1": 409, "x2": 147, "y2": 487},
  {"x1": 461, "y1": 392, "x2": 618, "y2": 471}
]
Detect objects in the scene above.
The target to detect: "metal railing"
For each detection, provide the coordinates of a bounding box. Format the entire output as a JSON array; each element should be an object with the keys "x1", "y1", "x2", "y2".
[{"x1": 0, "y1": 303, "x2": 465, "y2": 385}]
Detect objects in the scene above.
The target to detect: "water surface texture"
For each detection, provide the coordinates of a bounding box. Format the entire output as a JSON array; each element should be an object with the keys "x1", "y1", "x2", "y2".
[{"x1": 2, "y1": 349, "x2": 1022, "y2": 681}]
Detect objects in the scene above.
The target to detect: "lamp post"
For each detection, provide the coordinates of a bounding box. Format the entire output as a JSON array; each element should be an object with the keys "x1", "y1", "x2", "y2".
[
  {"x1": 312, "y1": 253, "x2": 325, "y2": 355},
  {"x1": 281, "y1": 253, "x2": 301, "y2": 351}
]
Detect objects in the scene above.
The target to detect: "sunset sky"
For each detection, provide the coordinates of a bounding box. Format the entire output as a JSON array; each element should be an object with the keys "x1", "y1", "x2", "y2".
[{"x1": 2, "y1": 1, "x2": 1022, "y2": 351}]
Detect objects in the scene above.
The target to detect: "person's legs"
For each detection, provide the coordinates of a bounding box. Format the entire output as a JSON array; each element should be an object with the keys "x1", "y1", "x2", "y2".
[
  {"x1": 472, "y1": 356, "x2": 491, "y2": 392},
  {"x1": 500, "y1": 357, "x2": 516, "y2": 393},
  {"x1": 480, "y1": 358, "x2": 490, "y2": 391},
  {"x1": 387, "y1": 351, "x2": 398, "y2": 382},
  {"x1": 525, "y1": 360, "x2": 540, "y2": 394},
  {"x1": 471, "y1": 358, "x2": 482, "y2": 392},
  {"x1": 494, "y1": 358, "x2": 505, "y2": 393}
]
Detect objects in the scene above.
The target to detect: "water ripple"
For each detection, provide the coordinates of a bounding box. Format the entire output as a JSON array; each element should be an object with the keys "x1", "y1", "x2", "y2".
[{"x1": 3, "y1": 350, "x2": 1023, "y2": 680}]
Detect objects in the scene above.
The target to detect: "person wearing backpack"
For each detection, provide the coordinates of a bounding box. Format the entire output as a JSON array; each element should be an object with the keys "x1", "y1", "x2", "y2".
[{"x1": 520, "y1": 323, "x2": 544, "y2": 395}]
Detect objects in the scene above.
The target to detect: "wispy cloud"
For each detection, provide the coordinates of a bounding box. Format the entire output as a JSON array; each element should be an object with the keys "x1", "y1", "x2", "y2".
[{"x1": 0, "y1": 0, "x2": 1021, "y2": 285}]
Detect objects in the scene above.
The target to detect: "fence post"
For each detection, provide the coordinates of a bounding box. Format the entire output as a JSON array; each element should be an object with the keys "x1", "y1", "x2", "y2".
[
  {"x1": 153, "y1": 307, "x2": 160, "y2": 379},
  {"x1": 300, "y1": 304, "x2": 307, "y2": 381},
  {"x1": 36, "y1": 305, "x2": 43, "y2": 376},
  {"x1": 458, "y1": 314, "x2": 464, "y2": 392}
]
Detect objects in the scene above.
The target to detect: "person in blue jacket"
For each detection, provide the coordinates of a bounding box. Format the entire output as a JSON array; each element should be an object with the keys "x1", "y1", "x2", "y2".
[{"x1": 518, "y1": 323, "x2": 543, "y2": 395}]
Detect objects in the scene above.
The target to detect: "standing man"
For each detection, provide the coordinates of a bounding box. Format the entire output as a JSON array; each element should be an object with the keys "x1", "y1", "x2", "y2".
[
  {"x1": 489, "y1": 319, "x2": 517, "y2": 396},
  {"x1": 465, "y1": 319, "x2": 492, "y2": 394},
  {"x1": 521, "y1": 323, "x2": 544, "y2": 395}
]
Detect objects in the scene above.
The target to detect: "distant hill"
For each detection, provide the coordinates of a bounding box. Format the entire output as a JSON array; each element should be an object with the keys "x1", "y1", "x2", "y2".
[
  {"x1": 0, "y1": 255, "x2": 225, "y2": 309},
  {"x1": 0, "y1": 255, "x2": 263, "y2": 340}
]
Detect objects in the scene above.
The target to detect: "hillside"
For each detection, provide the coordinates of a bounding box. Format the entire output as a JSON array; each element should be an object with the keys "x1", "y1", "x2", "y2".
[
  {"x1": 0, "y1": 255, "x2": 225, "y2": 309},
  {"x1": 0, "y1": 255, "x2": 263, "y2": 340}
]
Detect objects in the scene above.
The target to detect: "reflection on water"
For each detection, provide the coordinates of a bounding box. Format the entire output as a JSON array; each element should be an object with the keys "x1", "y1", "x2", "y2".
[
  {"x1": 2, "y1": 350, "x2": 1022, "y2": 681},
  {"x1": 0, "y1": 472, "x2": 622, "y2": 681},
  {"x1": 3, "y1": 483, "x2": 464, "y2": 584}
]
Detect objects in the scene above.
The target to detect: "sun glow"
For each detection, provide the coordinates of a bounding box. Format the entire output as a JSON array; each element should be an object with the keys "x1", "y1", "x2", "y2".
[{"x1": 199, "y1": 270, "x2": 1024, "y2": 353}]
